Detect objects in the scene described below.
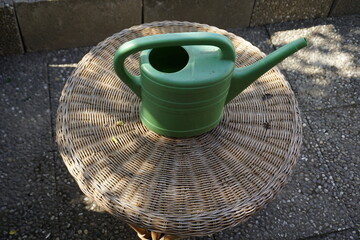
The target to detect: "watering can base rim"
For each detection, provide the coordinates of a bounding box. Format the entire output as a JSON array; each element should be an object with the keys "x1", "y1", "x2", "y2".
[{"x1": 140, "y1": 114, "x2": 223, "y2": 138}]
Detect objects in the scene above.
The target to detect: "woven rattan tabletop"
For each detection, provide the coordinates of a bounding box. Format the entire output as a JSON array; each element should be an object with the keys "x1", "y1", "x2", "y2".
[{"x1": 56, "y1": 21, "x2": 302, "y2": 237}]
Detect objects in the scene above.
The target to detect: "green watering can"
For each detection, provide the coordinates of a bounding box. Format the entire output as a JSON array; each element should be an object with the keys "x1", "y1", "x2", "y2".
[{"x1": 114, "y1": 32, "x2": 307, "y2": 138}]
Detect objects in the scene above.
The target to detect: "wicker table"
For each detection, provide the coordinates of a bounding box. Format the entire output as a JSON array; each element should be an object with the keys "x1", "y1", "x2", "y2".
[{"x1": 56, "y1": 21, "x2": 302, "y2": 240}]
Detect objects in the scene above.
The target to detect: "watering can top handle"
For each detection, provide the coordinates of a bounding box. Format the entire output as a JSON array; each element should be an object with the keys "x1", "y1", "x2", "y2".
[{"x1": 113, "y1": 32, "x2": 236, "y2": 98}]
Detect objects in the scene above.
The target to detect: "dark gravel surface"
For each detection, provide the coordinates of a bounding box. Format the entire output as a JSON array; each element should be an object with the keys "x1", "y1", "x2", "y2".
[{"x1": 1, "y1": 15, "x2": 359, "y2": 240}]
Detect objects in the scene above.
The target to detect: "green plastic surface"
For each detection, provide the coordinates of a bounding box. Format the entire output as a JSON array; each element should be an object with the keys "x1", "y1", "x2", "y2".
[{"x1": 114, "y1": 32, "x2": 307, "y2": 137}]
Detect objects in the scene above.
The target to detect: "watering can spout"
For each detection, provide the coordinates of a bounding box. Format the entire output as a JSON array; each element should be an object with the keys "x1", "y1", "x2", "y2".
[{"x1": 226, "y1": 38, "x2": 307, "y2": 103}]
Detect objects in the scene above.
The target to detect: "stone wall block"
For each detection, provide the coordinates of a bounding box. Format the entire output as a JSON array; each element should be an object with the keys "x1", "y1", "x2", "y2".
[
  {"x1": 0, "y1": 1, "x2": 24, "y2": 55},
  {"x1": 250, "y1": 0, "x2": 334, "y2": 26},
  {"x1": 330, "y1": 0, "x2": 360, "y2": 16},
  {"x1": 15, "y1": 0, "x2": 142, "y2": 51},
  {"x1": 144, "y1": 0, "x2": 255, "y2": 29}
]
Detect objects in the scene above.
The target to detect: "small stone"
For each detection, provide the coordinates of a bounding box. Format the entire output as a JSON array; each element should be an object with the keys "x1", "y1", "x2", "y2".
[
  {"x1": 111, "y1": 137, "x2": 119, "y2": 144},
  {"x1": 116, "y1": 120, "x2": 124, "y2": 126}
]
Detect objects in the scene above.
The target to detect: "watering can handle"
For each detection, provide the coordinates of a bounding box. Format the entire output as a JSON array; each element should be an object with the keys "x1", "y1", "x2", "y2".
[{"x1": 113, "y1": 32, "x2": 236, "y2": 98}]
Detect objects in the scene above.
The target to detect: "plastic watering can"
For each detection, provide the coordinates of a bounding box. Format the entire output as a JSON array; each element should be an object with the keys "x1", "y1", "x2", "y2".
[{"x1": 114, "y1": 32, "x2": 307, "y2": 138}]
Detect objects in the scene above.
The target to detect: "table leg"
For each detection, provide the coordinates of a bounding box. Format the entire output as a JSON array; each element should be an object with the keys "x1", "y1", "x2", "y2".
[
  {"x1": 128, "y1": 224, "x2": 151, "y2": 240},
  {"x1": 128, "y1": 223, "x2": 181, "y2": 240},
  {"x1": 151, "y1": 232, "x2": 162, "y2": 240},
  {"x1": 161, "y1": 235, "x2": 181, "y2": 240}
]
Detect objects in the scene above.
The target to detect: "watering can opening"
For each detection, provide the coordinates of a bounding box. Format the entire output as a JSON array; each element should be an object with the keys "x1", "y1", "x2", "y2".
[{"x1": 149, "y1": 46, "x2": 189, "y2": 73}]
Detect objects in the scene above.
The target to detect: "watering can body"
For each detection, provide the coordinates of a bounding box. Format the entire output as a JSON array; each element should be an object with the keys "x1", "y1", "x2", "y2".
[
  {"x1": 139, "y1": 43, "x2": 235, "y2": 137},
  {"x1": 114, "y1": 32, "x2": 307, "y2": 138}
]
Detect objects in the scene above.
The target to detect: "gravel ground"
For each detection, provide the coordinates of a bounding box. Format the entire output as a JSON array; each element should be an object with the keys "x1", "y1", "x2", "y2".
[{"x1": 0, "y1": 15, "x2": 359, "y2": 240}]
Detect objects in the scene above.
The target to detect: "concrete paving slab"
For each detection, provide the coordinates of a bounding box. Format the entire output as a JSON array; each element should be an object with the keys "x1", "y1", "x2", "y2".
[
  {"x1": 144, "y1": 0, "x2": 254, "y2": 28},
  {"x1": 305, "y1": 105, "x2": 360, "y2": 229},
  {"x1": 0, "y1": 53, "x2": 55, "y2": 239},
  {"x1": 1, "y1": 152, "x2": 56, "y2": 240},
  {"x1": 250, "y1": 0, "x2": 333, "y2": 26},
  {"x1": 51, "y1": 152, "x2": 138, "y2": 240},
  {"x1": 0, "y1": 53, "x2": 52, "y2": 155},
  {"x1": 46, "y1": 46, "x2": 92, "y2": 137},
  {"x1": 267, "y1": 16, "x2": 360, "y2": 111},
  {"x1": 309, "y1": 228, "x2": 359, "y2": 240},
  {"x1": 214, "y1": 117, "x2": 353, "y2": 239}
]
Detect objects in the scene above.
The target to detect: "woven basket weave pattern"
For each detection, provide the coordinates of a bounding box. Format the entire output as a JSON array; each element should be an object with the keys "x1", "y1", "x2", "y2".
[{"x1": 56, "y1": 21, "x2": 302, "y2": 237}]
